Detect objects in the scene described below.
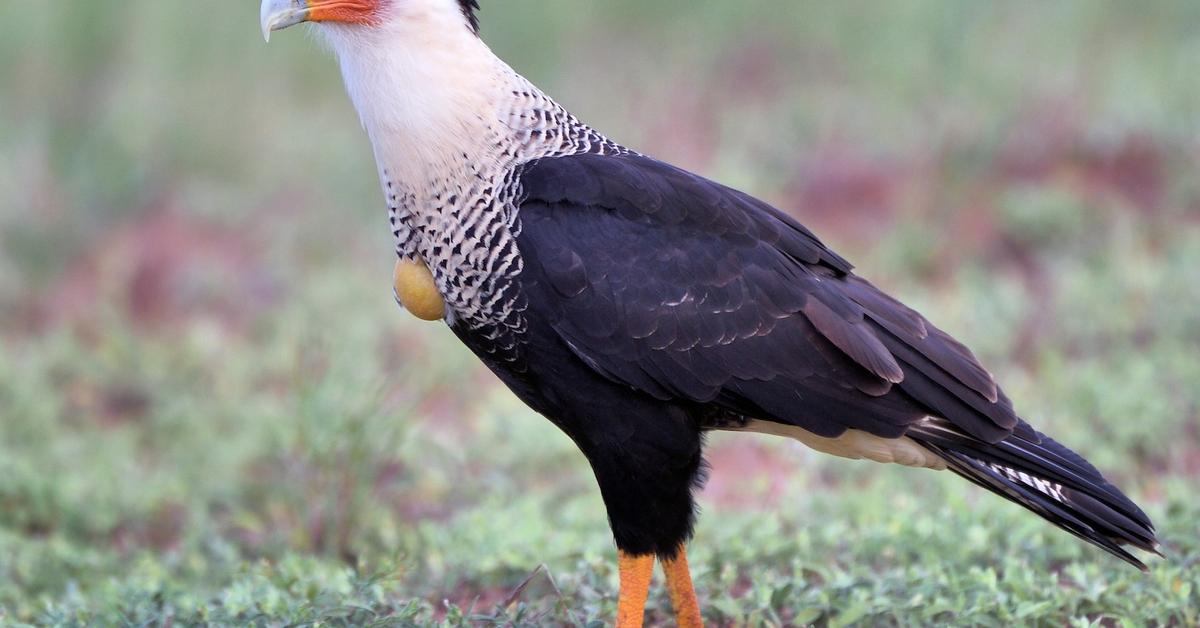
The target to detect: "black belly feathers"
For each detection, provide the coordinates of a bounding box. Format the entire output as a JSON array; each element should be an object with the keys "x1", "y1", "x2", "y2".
[{"x1": 516, "y1": 153, "x2": 1015, "y2": 442}]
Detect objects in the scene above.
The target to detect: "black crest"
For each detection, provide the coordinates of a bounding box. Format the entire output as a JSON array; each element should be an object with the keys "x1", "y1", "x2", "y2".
[{"x1": 458, "y1": 0, "x2": 481, "y2": 34}]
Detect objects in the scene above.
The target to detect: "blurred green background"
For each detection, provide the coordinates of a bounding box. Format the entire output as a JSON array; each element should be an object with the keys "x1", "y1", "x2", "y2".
[{"x1": 1, "y1": 1, "x2": 1198, "y2": 625}]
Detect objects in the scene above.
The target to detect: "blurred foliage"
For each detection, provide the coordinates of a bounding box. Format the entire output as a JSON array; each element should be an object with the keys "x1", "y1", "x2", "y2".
[{"x1": 1, "y1": 0, "x2": 1198, "y2": 625}]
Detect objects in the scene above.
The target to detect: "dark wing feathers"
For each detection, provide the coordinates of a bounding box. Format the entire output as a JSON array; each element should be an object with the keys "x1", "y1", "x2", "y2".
[
  {"x1": 515, "y1": 152, "x2": 1157, "y2": 566},
  {"x1": 840, "y1": 275, "x2": 1000, "y2": 402},
  {"x1": 517, "y1": 152, "x2": 1012, "y2": 442},
  {"x1": 911, "y1": 418, "x2": 1157, "y2": 568},
  {"x1": 801, "y1": 285, "x2": 905, "y2": 384}
]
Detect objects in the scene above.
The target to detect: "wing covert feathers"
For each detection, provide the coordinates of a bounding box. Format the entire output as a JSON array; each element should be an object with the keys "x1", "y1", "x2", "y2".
[{"x1": 519, "y1": 152, "x2": 1015, "y2": 443}]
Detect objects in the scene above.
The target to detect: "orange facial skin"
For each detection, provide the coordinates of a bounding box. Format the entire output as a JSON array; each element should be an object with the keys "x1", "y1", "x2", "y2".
[{"x1": 306, "y1": 0, "x2": 381, "y2": 25}]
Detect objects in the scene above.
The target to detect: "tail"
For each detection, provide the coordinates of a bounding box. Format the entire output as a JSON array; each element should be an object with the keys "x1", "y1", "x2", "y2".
[{"x1": 909, "y1": 418, "x2": 1160, "y2": 569}]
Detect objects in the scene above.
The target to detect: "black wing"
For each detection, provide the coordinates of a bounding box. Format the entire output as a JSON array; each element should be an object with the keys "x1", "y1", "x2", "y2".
[{"x1": 516, "y1": 153, "x2": 1021, "y2": 443}]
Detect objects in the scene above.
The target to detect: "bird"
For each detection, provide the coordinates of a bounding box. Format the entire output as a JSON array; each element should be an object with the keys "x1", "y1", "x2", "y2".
[{"x1": 259, "y1": 1, "x2": 1159, "y2": 625}]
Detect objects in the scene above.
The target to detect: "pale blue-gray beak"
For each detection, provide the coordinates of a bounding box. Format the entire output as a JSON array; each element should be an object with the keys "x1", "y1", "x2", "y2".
[{"x1": 261, "y1": 0, "x2": 309, "y2": 42}]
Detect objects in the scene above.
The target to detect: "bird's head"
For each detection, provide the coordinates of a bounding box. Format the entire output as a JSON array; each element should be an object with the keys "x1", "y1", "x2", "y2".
[
  {"x1": 259, "y1": 0, "x2": 505, "y2": 188},
  {"x1": 260, "y1": 0, "x2": 481, "y2": 42}
]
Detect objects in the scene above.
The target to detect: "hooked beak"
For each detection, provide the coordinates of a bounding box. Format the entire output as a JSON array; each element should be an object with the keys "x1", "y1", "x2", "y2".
[{"x1": 261, "y1": 0, "x2": 309, "y2": 42}]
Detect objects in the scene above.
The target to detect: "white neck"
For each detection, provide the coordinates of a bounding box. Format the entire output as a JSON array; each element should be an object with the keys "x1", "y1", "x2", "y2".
[
  {"x1": 314, "y1": 3, "x2": 624, "y2": 325},
  {"x1": 319, "y1": 3, "x2": 514, "y2": 189}
]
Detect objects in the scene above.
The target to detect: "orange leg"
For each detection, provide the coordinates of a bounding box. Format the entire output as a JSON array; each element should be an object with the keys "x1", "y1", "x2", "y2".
[
  {"x1": 617, "y1": 551, "x2": 655, "y2": 628},
  {"x1": 661, "y1": 546, "x2": 704, "y2": 628}
]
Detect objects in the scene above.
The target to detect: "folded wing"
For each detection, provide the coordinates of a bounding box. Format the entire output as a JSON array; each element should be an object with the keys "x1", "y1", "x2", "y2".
[{"x1": 516, "y1": 153, "x2": 1020, "y2": 443}]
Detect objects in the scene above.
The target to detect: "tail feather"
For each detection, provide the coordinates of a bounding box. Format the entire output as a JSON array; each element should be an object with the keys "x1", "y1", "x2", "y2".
[{"x1": 910, "y1": 419, "x2": 1159, "y2": 570}]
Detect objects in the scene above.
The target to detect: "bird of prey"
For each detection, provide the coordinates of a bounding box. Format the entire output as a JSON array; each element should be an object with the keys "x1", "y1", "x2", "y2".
[{"x1": 260, "y1": 1, "x2": 1159, "y2": 625}]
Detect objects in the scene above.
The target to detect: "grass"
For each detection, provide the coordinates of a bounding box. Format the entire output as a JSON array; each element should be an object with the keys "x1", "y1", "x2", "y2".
[{"x1": 1, "y1": 1, "x2": 1198, "y2": 625}]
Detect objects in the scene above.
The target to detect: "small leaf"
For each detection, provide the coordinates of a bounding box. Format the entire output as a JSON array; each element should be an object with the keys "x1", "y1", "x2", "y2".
[{"x1": 792, "y1": 607, "x2": 822, "y2": 626}]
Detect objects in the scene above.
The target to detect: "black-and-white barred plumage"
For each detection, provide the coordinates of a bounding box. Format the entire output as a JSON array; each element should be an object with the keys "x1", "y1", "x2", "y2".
[
  {"x1": 384, "y1": 70, "x2": 626, "y2": 360},
  {"x1": 909, "y1": 418, "x2": 1158, "y2": 567}
]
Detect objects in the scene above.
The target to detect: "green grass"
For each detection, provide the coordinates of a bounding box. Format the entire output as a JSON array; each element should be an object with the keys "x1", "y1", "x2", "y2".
[{"x1": 1, "y1": 1, "x2": 1199, "y2": 625}]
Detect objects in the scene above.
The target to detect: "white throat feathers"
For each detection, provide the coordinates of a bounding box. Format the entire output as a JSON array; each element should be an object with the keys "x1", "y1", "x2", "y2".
[{"x1": 319, "y1": 2, "x2": 505, "y2": 188}]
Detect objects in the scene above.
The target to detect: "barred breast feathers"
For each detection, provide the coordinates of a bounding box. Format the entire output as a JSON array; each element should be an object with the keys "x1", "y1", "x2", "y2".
[{"x1": 322, "y1": 5, "x2": 621, "y2": 329}]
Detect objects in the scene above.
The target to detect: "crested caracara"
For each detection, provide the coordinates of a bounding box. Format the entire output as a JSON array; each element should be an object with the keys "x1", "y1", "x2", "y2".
[{"x1": 260, "y1": 1, "x2": 1159, "y2": 625}]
